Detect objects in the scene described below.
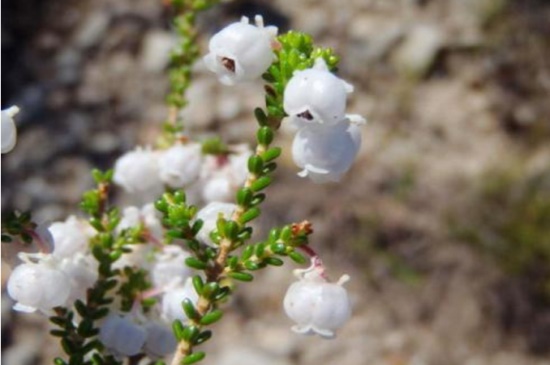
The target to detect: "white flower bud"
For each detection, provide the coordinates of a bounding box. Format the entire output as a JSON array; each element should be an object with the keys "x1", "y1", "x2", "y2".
[
  {"x1": 7, "y1": 260, "x2": 71, "y2": 313},
  {"x1": 99, "y1": 314, "x2": 147, "y2": 357},
  {"x1": 203, "y1": 15, "x2": 277, "y2": 85},
  {"x1": 159, "y1": 143, "x2": 203, "y2": 188},
  {"x1": 283, "y1": 261, "x2": 351, "y2": 338},
  {"x1": 113, "y1": 147, "x2": 163, "y2": 195},
  {"x1": 195, "y1": 202, "x2": 238, "y2": 246},
  {"x1": 143, "y1": 321, "x2": 177, "y2": 359},
  {"x1": 292, "y1": 119, "x2": 362, "y2": 183},
  {"x1": 284, "y1": 58, "x2": 353, "y2": 126},
  {"x1": 151, "y1": 245, "x2": 193, "y2": 289},
  {"x1": 1, "y1": 106, "x2": 19, "y2": 154},
  {"x1": 161, "y1": 278, "x2": 199, "y2": 323},
  {"x1": 49, "y1": 216, "x2": 93, "y2": 258}
]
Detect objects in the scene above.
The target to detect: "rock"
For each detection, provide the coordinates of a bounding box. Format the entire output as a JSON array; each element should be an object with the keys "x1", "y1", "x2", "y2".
[
  {"x1": 73, "y1": 12, "x2": 110, "y2": 49},
  {"x1": 215, "y1": 346, "x2": 291, "y2": 365},
  {"x1": 393, "y1": 24, "x2": 444, "y2": 79},
  {"x1": 140, "y1": 31, "x2": 177, "y2": 73}
]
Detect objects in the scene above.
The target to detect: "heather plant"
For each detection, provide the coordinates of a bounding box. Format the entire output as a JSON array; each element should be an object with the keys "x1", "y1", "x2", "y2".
[{"x1": 1, "y1": 1, "x2": 366, "y2": 364}]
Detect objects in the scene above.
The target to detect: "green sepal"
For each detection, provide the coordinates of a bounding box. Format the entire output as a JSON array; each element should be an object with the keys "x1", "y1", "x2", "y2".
[
  {"x1": 199, "y1": 309, "x2": 223, "y2": 325},
  {"x1": 228, "y1": 272, "x2": 254, "y2": 282},
  {"x1": 183, "y1": 352, "x2": 205, "y2": 365}
]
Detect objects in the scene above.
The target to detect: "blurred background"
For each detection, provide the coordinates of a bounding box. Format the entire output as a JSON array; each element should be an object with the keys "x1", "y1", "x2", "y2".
[{"x1": 2, "y1": 0, "x2": 550, "y2": 364}]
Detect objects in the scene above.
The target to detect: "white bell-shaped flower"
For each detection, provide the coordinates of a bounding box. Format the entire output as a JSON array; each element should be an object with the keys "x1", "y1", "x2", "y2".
[
  {"x1": 161, "y1": 277, "x2": 199, "y2": 323},
  {"x1": 117, "y1": 204, "x2": 164, "y2": 242},
  {"x1": 7, "y1": 258, "x2": 71, "y2": 313},
  {"x1": 200, "y1": 146, "x2": 251, "y2": 203},
  {"x1": 113, "y1": 147, "x2": 163, "y2": 195},
  {"x1": 99, "y1": 314, "x2": 147, "y2": 358},
  {"x1": 59, "y1": 253, "x2": 99, "y2": 304},
  {"x1": 1, "y1": 106, "x2": 19, "y2": 154},
  {"x1": 203, "y1": 15, "x2": 277, "y2": 85},
  {"x1": 49, "y1": 216, "x2": 93, "y2": 258},
  {"x1": 292, "y1": 118, "x2": 363, "y2": 183},
  {"x1": 151, "y1": 245, "x2": 193, "y2": 289},
  {"x1": 195, "y1": 202, "x2": 238, "y2": 246},
  {"x1": 284, "y1": 58, "x2": 353, "y2": 126},
  {"x1": 283, "y1": 259, "x2": 351, "y2": 339},
  {"x1": 143, "y1": 321, "x2": 177, "y2": 359},
  {"x1": 159, "y1": 143, "x2": 203, "y2": 188}
]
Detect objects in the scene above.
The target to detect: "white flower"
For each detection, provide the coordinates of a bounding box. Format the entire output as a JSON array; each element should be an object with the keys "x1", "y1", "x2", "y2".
[
  {"x1": 143, "y1": 321, "x2": 177, "y2": 359},
  {"x1": 195, "y1": 202, "x2": 238, "y2": 246},
  {"x1": 113, "y1": 147, "x2": 163, "y2": 195},
  {"x1": 49, "y1": 216, "x2": 93, "y2": 258},
  {"x1": 161, "y1": 277, "x2": 199, "y2": 323},
  {"x1": 7, "y1": 258, "x2": 71, "y2": 313},
  {"x1": 99, "y1": 314, "x2": 147, "y2": 358},
  {"x1": 117, "y1": 204, "x2": 163, "y2": 242},
  {"x1": 203, "y1": 15, "x2": 277, "y2": 85},
  {"x1": 1, "y1": 106, "x2": 19, "y2": 154},
  {"x1": 283, "y1": 259, "x2": 351, "y2": 339},
  {"x1": 159, "y1": 143, "x2": 203, "y2": 188},
  {"x1": 292, "y1": 118, "x2": 363, "y2": 183},
  {"x1": 59, "y1": 253, "x2": 99, "y2": 304},
  {"x1": 151, "y1": 245, "x2": 193, "y2": 289},
  {"x1": 200, "y1": 146, "x2": 251, "y2": 203},
  {"x1": 284, "y1": 58, "x2": 353, "y2": 126}
]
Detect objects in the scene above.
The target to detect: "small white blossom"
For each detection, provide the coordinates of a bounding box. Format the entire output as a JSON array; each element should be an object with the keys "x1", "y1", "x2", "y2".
[
  {"x1": 151, "y1": 245, "x2": 193, "y2": 289},
  {"x1": 1, "y1": 106, "x2": 19, "y2": 154},
  {"x1": 49, "y1": 216, "x2": 93, "y2": 258},
  {"x1": 143, "y1": 321, "x2": 177, "y2": 359},
  {"x1": 292, "y1": 118, "x2": 363, "y2": 183},
  {"x1": 59, "y1": 253, "x2": 99, "y2": 304},
  {"x1": 7, "y1": 257, "x2": 71, "y2": 313},
  {"x1": 284, "y1": 58, "x2": 353, "y2": 126},
  {"x1": 159, "y1": 143, "x2": 203, "y2": 188},
  {"x1": 200, "y1": 146, "x2": 251, "y2": 203},
  {"x1": 203, "y1": 15, "x2": 277, "y2": 85},
  {"x1": 113, "y1": 147, "x2": 163, "y2": 195},
  {"x1": 161, "y1": 277, "x2": 199, "y2": 323},
  {"x1": 195, "y1": 202, "x2": 238, "y2": 246},
  {"x1": 117, "y1": 204, "x2": 163, "y2": 242},
  {"x1": 99, "y1": 314, "x2": 147, "y2": 358},
  {"x1": 283, "y1": 259, "x2": 351, "y2": 338}
]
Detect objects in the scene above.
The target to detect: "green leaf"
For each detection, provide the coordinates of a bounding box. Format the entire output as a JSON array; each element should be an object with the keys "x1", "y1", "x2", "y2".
[
  {"x1": 54, "y1": 357, "x2": 68, "y2": 365},
  {"x1": 195, "y1": 330, "x2": 212, "y2": 345},
  {"x1": 223, "y1": 220, "x2": 239, "y2": 240},
  {"x1": 236, "y1": 188, "x2": 253, "y2": 207},
  {"x1": 270, "y1": 242, "x2": 286, "y2": 255},
  {"x1": 265, "y1": 257, "x2": 284, "y2": 266},
  {"x1": 183, "y1": 352, "x2": 205, "y2": 365},
  {"x1": 201, "y1": 282, "x2": 219, "y2": 300},
  {"x1": 254, "y1": 108, "x2": 268, "y2": 126},
  {"x1": 192, "y1": 275, "x2": 204, "y2": 295},
  {"x1": 172, "y1": 320, "x2": 186, "y2": 341},
  {"x1": 261, "y1": 147, "x2": 282, "y2": 162},
  {"x1": 185, "y1": 257, "x2": 207, "y2": 270},
  {"x1": 182, "y1": 299, "x2": 200, "y2": 321},
  {"x1": 239, "y1": 207, "x2": 261, "y2": 224},
  {"x1": 251, "y1": 193, "x2": 266, "y2": 206},
  {"x1": 257, "y1": 126, "x2": 274, "y2": 146},
  {"x1": 182, "y1": 325, "x2": 200, "y2": 343},
  {"x1": 289, "y1": 251, "x2": 307, "y2": 264},
  {"x1": 200, "y1": 309, "x2": 223, "y2": 325},
  {"x1": 280, "y1": 226, "x2": 292, "y2": 241},
  {"x1": 244, "y1": 261, "x2": 260, "y2": 271},
  {"x1": 228, "y1": 272, "x2": 254, "y2": 282},
  {"x1": 241, "y1": 246, "x2": 254, "y2": 261},
  {"x1": 247, "y1": 155, "x2": 264, "y2": 175}
]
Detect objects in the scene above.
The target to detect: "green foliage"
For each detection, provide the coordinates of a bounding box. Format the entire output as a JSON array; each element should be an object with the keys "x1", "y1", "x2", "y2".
[{"x1": 1, "y1": 210, "x2": 35, "y2": 244}]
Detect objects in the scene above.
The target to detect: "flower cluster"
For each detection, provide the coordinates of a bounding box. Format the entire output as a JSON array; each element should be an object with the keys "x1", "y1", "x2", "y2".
[{"x1": 113, "y1": 142, "x2": 251, "y2": 204}]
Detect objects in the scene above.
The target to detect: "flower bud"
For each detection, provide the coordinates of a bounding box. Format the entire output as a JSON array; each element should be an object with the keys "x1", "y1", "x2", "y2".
[
  {"x1": 292, "y1": 119, "x2": 362, "y2": 183},
  {"x1": 284, "y1": 58, "x2": 353, "y2": 126},
  {"x1": 143, "y1": 321, "x2": 177, "y2": 359},
  {"x1": 1, "y1": 106, "x2": 19, "y2": 154},
  {"x1": 159, "y1": 143, "x2": 203, "y2": 188},
  {"x1": 203, "y1": 15, "x2": 277, "y2": 85},
  {"x1": 283, "y1": 260, "x2": 351, "y2": 338}
]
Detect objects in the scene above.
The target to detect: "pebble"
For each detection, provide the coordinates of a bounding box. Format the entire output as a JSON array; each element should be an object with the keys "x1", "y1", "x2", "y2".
[{"x1": 140, "y1": 31, "x2": 177, "y2": 73}]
